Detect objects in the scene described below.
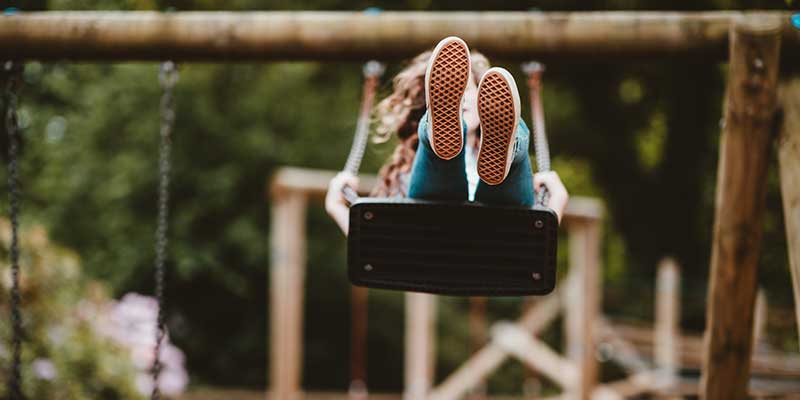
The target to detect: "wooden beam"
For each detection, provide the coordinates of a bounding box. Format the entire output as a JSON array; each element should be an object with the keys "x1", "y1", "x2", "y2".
[
  {"x1": 778, "y1": 79, "x2": 800, "y2": 349},
  {"x1": 427, "y1": 343, "x2": 507, "y2": 400},
  {"x1": 404, "y1": 293, "x2": 436, "y2": 400},
  {"x1": 269, "y1": 191, "x2": 308, "y2": 400},
  {"x1": 597, "y1": 319, "x2": 651, "y2": 375},
  {"x1": 655, "y1": 258, "x2": 680, "y2": 389},
  {"x1": 565, "y1": 218, "x2": 602, "y2": 400},
  {"x1": 592, "y1": 371, "x2": 662, "y2": 400},
  {"x1": 700, "y1": 14, "x2": 782, "y2": 400},
  {"x1": 493, "y1": 322, "x2": 578, "y2": 389},
  {"x1": 610, "y1": 322, "x2": 800, "y2": 378},
  {"x1": 270, "y1": 167, "x2": 604, "y2": 222},
  {"x1": 429, "y1": 285, "x2": 563, "y2": 400},
  {"x1": 270, "y1": 167, "x2": 378, "y2": 202},
  {"x1": 2, "y1": 11, "x2": 799, "y2": 62}
]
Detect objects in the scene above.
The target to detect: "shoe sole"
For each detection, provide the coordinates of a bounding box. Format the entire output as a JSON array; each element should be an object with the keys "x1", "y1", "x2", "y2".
[
  {"x1": 477, "y1": 68, "x2": 520, "y2": 185},
  {"x1": 425, "y1": 37, "x2": 470, "y2": 160}
]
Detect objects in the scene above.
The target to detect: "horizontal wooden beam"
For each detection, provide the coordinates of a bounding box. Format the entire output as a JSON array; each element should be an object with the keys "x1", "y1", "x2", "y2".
[
  {"x1": 269, "y1": 167, "x2": 604, "y2": 221},
  {"x1": 1, "y1": 11, "x2": 797, "y2": 62}
]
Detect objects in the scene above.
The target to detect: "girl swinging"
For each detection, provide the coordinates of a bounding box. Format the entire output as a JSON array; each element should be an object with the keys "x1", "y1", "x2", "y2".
[{"x1": 326, "y1": 36, "x2": 568, "y2": 237}]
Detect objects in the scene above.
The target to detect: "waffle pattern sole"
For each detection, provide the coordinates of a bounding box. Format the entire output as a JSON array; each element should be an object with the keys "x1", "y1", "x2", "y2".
[
  {"x1": 477, "y1": 71, "x2": 517, "y2": 185},
  {"x1": 428, "y1": 40, "x2": 470, "y2": 160}
]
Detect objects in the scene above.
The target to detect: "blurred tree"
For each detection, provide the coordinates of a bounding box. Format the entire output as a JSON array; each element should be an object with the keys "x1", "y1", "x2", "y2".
[
  {"x1": 0, "y1": 221, "x2": 144, "y2": 399},
  {"x1": 1, "y1": 0, "x2": 795, "y2": 395}
]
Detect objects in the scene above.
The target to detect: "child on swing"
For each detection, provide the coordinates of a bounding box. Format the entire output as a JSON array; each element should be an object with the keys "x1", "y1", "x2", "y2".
[{"x1": 326, "y1": 37, "x2": 568, "y2": 234}]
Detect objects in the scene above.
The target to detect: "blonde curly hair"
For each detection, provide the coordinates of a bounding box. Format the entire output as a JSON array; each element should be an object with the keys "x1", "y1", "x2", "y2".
[{"x1": 371, "y1": 50, "x2": 490, "y2": 197}]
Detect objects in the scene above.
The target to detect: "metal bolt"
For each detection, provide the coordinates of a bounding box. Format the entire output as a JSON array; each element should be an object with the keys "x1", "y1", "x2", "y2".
[
  {"x1": 532, "y1": 272, "x2": 541, "y2": 280},
  {"x1": 363, "y1": 211, "x2": 374, "y2": 221},
  {"x1": 534, "y1": 220, "x2": 544, "y2": 229},
  {"x1": 364, "y1": 264, "x2": 373, "y2": 272}
]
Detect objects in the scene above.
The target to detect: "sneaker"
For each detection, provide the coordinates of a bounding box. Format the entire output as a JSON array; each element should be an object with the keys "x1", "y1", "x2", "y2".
[
  {"x1": 425, "y1": 36, "x2": 471, "y2": 160},
  {"x1": 477, "y1": 67, "x2": 520, "y2": 185}
]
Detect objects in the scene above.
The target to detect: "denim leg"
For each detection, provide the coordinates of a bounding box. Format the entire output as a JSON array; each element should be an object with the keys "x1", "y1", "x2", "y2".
[
  {"x1": 407, "y1": 111, "x2": 469, "y2": 202},
  {"x1": 474, "y1": 119, "x2": 535, "y2": 207}
]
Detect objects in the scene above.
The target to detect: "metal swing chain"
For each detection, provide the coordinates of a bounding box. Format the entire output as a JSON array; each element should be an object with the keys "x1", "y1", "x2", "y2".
[
  {"x1": 522, "y1": 62, "x2": 551, "y2": 207},
  {"x1": 151, "y1": 61, "x2": 177, "y2": 400},
  {"x1": 341, "y1": 61, "x2": 385, "y2": 204},
  {"x1": 4, "y1": 60, "x2": 24, "y2": 400}
]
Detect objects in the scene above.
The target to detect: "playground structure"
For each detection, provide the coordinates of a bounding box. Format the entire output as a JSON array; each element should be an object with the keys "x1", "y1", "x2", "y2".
[{"x1": 2, "y1": 9, "x2": 800, "y2": 400}]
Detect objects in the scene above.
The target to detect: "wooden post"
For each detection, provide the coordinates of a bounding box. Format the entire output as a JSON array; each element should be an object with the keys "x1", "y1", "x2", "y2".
[
  {"x1": 778, "y1": 79, "x2": 800, "y2": 349},
  {"x1": 269, "y1": 191, "x2": 308, "y2": 400},
  {"x1": 700, "y1": 14, "x2": 781, "y2": 400},
  {"x1": 349, "y1": 286, "x2": 369, "y2": 399},
  {"x1": 655, "y1": 258, "x2": 680, "y2": 391},
  {"x1": 467, "y1": 297, "x2": 487, "y2": 399},
  {"x1": 404, "y1": 293, "x2": 437, "y2": 400},
  {"x1": 565, "y1": 218, "x2": 601, "y2": 400},
  {"x1": 752, "y1": 289, "x2": 768, "y2": 349}
]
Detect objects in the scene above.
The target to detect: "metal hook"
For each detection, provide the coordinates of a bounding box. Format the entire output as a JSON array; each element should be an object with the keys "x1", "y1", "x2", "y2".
[
  {"x1": 159, "y1": 61, "x2": 179, "y2": 89},
  {"x1": 363, "y1": 60, "x2": 386, "y2": 79}
]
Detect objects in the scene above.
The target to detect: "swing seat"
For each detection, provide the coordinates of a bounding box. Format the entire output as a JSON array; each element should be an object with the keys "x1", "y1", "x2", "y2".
[{"x1": 347, "y1": 198, "x2": 559, "y2": 296}]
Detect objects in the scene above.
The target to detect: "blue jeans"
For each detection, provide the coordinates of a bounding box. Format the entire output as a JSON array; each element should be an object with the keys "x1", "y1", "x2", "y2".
[{"x1": 408, "y1": 112, "x2": 535, "y2": 207}]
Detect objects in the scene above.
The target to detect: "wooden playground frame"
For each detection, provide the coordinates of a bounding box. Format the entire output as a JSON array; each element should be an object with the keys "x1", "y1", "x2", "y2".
[
  {"x1": 3, "y1": 10, "x2": 800, "y2": 400},
  {"x1": 270, "y1": 167, "x2": 606, "y2": 400}
]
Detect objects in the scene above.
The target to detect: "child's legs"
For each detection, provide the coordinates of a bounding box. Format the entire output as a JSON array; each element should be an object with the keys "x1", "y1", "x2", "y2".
[
  {"x1": 474, "y1": 120, "x2": 535, "y2": 206},
  {"x1": 408, "y1": 111, "x2": 469, "y2": 202}
]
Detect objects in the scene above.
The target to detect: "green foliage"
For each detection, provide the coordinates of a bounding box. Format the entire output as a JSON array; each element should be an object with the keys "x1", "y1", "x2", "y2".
[
  {"x1": 1, "y1": 0, "x2": 797, "y2": 395},
  {"x1": 0, "y1": 221, "x2": 142, "y2": 400}
]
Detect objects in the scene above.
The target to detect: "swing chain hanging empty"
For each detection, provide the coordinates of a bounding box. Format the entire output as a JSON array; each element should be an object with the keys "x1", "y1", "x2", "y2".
[
  {"x1": 152, "y1": 60, "x2": 177, "y2": 400},
  {"x1": 4, "y1": 59, "x2": 24, "y2": 400}
]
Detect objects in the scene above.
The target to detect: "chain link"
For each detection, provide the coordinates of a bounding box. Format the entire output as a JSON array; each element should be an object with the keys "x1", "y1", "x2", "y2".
[
  {"x1": 4, "y1": 60, "x2": 24, "y2": 400},
  {"x1": 342, "y1": 61, "x2": 385, "y2": 204},
  {"x1": 151, "y1": 61, "x2": 177, "y2": 400},
  {"x1": 522, "y1": 62, "x2": 551, "y2": 207}
]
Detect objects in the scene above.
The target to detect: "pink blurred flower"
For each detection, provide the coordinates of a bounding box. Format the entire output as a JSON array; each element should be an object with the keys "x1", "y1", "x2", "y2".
[{"x1": 91, "y1": 293, "x2": 189, "y2": 396}]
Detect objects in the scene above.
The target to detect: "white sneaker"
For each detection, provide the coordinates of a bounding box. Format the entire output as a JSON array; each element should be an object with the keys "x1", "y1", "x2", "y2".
[
  {"x1": 425, "y1": 36, "x2": 471, "y2": 160},
  {"x1": 477, "y1": 67, "x2": 521, "y2": 185}
]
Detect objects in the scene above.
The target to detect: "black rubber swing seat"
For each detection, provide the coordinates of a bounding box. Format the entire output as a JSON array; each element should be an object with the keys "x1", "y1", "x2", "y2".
[{"x1": 347, "y1": 198, "x2": 559, "y2": 296}]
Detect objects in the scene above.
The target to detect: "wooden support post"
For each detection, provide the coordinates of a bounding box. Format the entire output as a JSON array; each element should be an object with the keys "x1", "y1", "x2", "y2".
[
  {"x1": 467, "y1": 297, "x2": 488, "y2": 399},
  {"x1": 655, "y1": 258, "x2": 680, "y2": 390},
  {"x1": 752, "y1": 289, "x2": 768, "y2": 349},
  {"x1": 566, "y1": 218, "x2": 602, "y2": 400},
  {"x1": 269, "y1": 191, "x2": 308, "y2": 400},
  {"x1": 521, "y1": 298, "x2": 542, "y2": 399},
  {"x1": 349, "y1": 286, "x2": 369, "y2": 399},
  {"x1": 778, "y1": 79, "x2": 800, "y2": 349},
  {"x1": 404, "y1": 293, "x2": 437, "y2": 400},
  {"x1": 700, "y1": 14, "x2": 781, "y2": 400}
]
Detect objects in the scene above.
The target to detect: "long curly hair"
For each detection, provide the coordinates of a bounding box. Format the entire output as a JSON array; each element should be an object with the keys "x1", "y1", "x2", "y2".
[{"x1": 371, "y1": 50, "x2": 490, "y2": 197}]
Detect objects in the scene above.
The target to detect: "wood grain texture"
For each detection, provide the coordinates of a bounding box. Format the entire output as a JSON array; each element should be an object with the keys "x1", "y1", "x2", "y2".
[
  {"x1": 700, "y1": 14, "x2": 781, "y2": 400},
  {"x1": 2, "y1": 11, "x2": 799, "y2": 61},
  {"x1": 778, "y1": 79, "x2": 800, "y2": 350},
  {"x1": 269, "y1": 192, "x2": 308, "y2": 400}
]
